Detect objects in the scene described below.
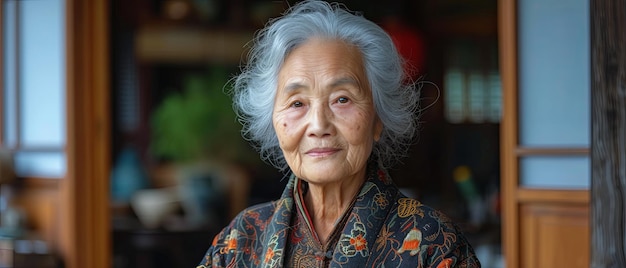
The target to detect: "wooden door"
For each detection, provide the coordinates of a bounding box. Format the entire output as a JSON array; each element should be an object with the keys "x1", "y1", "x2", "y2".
[{"x1": 499, "y1": 0, "x2": 590, "y2": 267}]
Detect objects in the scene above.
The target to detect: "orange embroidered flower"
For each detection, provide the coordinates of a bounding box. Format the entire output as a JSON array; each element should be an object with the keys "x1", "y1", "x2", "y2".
[
  {"x1": 437, "y1": 258, "x2": 454, "y2": 268},
  {"x1": 350, "y1": 234, "x2": 367, "y2": 251},
  {"x1": 398, "y1": 228, "x2": 422, "y2": 256},
  {"x1": 338, "y1": 222, "x2": 369, "y2": 257}
]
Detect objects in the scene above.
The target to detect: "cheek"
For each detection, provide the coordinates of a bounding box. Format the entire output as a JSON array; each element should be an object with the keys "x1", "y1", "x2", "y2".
[
  {"x1": 274, "y1": 115, "x2": 298, "y2": 150},
  {"x1": 342, "y1": 111, "x2": 376, "y2": 143},
  {"x1": 279, "y1": 126, "x2": 291, "y2": 146}
]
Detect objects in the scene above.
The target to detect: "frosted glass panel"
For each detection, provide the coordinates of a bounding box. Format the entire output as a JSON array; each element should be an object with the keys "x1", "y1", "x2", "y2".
[
  {"x1": 14, "y1": 151, "x2": 66, "y2": 178},
  {"x1": 444, "y1": 68, "x2": 465, "y2": 123},
  {"x1": 19, "y1": 0, "x2": 65, "y2": 147},
  {"x1": 520, "y1": 156, "x2": 589, "y2": 189},
  {"x1": 2, "y1": 1, "x2": 17, "y2": 147},
  {"x1": 518, "y1": 0, "x2": 590, "y2": 147}
]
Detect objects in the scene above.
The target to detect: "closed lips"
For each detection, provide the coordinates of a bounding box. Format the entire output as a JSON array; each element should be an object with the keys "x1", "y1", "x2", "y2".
[{"x1": 305, "y1": 148, "x2": 340, "y2": 157}]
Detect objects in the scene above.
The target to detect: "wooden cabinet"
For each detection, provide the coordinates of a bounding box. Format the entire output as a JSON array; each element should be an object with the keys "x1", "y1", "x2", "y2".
[{"x1": 520, "y1": 203, "x2": 589, "y2": 268}]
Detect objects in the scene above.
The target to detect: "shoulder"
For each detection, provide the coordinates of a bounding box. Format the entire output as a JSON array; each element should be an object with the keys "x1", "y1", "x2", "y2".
[
  {"x1": 219, "y1": 199, "x2": 282, "y2": 239},
  {"x1": 389, "y1": 196, "x2": 458, "y2": 230},
  {"x1": 232, "y1": 200, "x2": 280, "y2": 223},
  {"x1": 197, "y1": 200, "x2": 284, "y2": 267},
  {"x1": 385, "y1": 197, "x2": 481, "y2": 267}
]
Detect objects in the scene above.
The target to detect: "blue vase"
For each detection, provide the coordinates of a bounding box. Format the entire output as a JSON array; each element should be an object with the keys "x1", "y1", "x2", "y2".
[{"x1": 110, "y1": 148, "x2": 150, "y2": 203}]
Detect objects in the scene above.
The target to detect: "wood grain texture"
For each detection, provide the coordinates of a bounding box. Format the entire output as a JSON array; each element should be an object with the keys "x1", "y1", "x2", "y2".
[
  {"x1": 498, "y1": 0, "x2": 520, "y2": 266},
  {"x1": 517, "y1": 188, "x2": 590, "y2": 204},
  {"x1": 521, "y1": 204, "x2": 589, "y2": 268},
  {"x1": 62, "y1": 0, "x2": 111, "y2": 267},
  {"x1": 591, "y1": 0, "x2": 626, "y2": 267}
]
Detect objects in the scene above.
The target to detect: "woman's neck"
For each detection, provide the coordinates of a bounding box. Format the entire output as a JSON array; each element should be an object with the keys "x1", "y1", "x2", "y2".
[{"x1": 302, "y1": 172, "x2": 366, "y2": 244}]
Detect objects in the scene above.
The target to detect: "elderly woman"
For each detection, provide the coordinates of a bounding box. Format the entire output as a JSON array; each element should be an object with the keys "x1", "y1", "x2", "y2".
[{"x1": 198, "y1": 1, "x2": 480, "y2": 267}]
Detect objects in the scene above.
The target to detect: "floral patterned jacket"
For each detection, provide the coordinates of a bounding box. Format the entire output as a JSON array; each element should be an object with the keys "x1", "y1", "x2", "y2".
[{"x1": 197, "y1": 163, "x2": 481, "y2": 267}]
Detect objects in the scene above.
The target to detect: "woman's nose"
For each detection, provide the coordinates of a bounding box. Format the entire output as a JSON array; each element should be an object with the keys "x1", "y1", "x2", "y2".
[{"x1": 307, "y1": 103, "x2": 334, "y2": 138}]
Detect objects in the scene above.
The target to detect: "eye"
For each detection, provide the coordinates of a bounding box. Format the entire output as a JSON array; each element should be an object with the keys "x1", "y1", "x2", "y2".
[
  {"x1": 291, "y1": 101, "x2": 303, "y2": 108},
  {"x1": 337, "y1": 97, "x2": 349, "y2": 104}
]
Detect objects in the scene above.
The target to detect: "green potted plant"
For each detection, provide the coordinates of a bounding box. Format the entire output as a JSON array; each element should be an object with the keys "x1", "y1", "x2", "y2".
[
  {"x1": 149, "y1": 68, "x2": 253, "y2": 227},
  {"x1": 150, "y1": 70, "x2": 245, "y2": 163}
]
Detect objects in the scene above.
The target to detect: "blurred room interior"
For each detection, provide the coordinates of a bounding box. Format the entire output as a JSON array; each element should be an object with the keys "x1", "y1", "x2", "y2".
[
  {"x1": 1, "y1": 0, "x2": 599, "y2": 267},
  {"x1": 110, "y1": 0, "x2": 501, "y2": 266}
]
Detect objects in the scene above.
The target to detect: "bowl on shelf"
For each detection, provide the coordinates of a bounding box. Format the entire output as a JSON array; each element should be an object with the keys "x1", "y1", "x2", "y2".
[{"x1": 130, "y1": 187, "x2": 180, "y2": 229}]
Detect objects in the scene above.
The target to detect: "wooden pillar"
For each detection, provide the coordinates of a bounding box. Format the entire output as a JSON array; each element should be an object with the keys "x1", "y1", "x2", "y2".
[
  {"x1": 62, "y1": 0, "x2": 111, "y2": 267},
  {"x1": 591, "y1": 0, "x2": 626, "y2": 267}
]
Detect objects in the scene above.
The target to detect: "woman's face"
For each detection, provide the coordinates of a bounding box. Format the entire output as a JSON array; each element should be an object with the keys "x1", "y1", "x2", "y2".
[{"x1": 273, "y1": 38, "x2": 382, "y2": 186}]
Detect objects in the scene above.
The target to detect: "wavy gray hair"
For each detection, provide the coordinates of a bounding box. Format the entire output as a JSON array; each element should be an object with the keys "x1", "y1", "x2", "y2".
[{"x1": 230, "y1": 0, "x2": 420, "y2": 172}]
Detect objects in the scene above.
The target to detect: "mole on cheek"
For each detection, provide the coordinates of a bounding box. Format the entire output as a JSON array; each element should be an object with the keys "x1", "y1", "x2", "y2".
[{"x1": 283, "y1": 123, "x2": 288, "y2": 128}]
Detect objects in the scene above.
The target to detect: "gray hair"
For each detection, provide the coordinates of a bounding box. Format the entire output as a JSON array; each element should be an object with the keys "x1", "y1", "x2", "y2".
[{"x1": 230, "y1": 0, "x2": 420, "y2": 172}]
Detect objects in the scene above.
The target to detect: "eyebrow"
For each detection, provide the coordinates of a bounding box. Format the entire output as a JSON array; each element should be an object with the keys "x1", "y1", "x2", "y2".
[
  {"x1": 283, "y1": 82, "x2": 306, "y2": 92},
  {"x1": 281, "y1": 77, "x2": 361, "y2": 92},
  {"x1": 329, "y1": 77, "x2": 360, "y2": 89}
]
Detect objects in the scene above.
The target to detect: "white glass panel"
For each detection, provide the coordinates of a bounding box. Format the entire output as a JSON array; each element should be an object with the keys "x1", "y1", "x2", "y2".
[
  {"x1": 519, "y1": 156, "x2": 589, "y2": 189},
  {"x1": 468, "y1": 71, "x2": 485, "y2": 123},
  {"x1": 19, "y1": 0, "x2": 65, "y2": 147},
  {"x1": 444, "y1": 68, "x2": 465, "y2": 123},
  {"x1": 518, "y1": 0, "x2": 590, "y2": 147},
  {"x1": 14, "y1": 151, "x2": 66, "y2": 178},
  {"x1": 2, "y1": 1, "x2": 17, "y2": 147}
]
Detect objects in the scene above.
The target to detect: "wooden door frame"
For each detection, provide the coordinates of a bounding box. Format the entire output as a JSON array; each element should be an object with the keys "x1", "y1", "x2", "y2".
[
  {"x1": 499, "y1": 0, "x2": 595, "y2": 267},
  {"x1": 62, "y1": 0, "x2": 111, "y2": 267},
  {"x1": 501, "y1": 0, "x2": 626, "y2": 267},
  {"x1": 590, "y1": 0, "x2": 626, "y2": 266},
  {"x1": 498, "y1": 0, "x2": 520, "y2": 265}
]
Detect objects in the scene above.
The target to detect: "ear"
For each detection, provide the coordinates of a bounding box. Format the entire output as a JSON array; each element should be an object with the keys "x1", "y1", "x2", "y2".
[{"x1": 373, "y1": 117, "x2": 383, "y2": 142}]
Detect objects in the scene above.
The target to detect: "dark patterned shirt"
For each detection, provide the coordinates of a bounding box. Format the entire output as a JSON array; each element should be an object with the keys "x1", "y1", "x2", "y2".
[{"x1": 197, "y1": 162, "x2": 481, "y2": 267}]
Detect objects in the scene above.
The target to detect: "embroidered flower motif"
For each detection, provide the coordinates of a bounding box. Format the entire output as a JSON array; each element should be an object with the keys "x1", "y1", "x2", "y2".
[
  {"x1": 339, "y1": 222, "x2": 369, "y2": 257},
  {"x1": 398, "y1": 228, "x2": 422, "y2": 256},
  {"x1": 436, "y1": 257, "x2": 455, "y2": 268},
  {"x1": 374, "y1": 193, "x2": 389, "y2": 209},
  {"x1": 350, "y1": 233, "x2": 367, "y2": 251}
]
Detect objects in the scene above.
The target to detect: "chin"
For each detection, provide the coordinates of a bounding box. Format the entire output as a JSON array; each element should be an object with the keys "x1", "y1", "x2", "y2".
[{"x1": 295, "y1": 166, "x2": 338, "y2": 182}]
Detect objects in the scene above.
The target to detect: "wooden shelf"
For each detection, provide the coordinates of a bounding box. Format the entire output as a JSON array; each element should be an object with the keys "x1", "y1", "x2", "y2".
[{"x1": 135, "y1": 25, "x2": 254, "y2": 64}]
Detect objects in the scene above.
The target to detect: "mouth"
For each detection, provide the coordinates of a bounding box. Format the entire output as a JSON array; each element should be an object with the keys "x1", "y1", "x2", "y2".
[{"x1": 305, "y1": 147, "x2": 341, "y2": 157}]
